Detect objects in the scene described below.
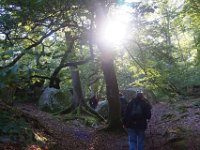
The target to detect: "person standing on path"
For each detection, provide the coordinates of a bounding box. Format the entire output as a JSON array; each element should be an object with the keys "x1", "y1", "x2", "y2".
[{"x1": 123, "y1": 89, "x2": 152, "y2": 150}]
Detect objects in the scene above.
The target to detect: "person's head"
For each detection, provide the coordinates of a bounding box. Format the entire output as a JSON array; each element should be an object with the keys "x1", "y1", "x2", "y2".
[{"x1": 136, "y1": 89, "x2": 144, "y2": 100}]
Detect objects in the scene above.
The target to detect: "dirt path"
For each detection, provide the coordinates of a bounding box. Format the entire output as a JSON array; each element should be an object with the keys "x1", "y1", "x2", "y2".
[
  {"x1": 145, "y1": 102, "x2": 200, "y2": 150},
  {"x1": 16, "y1": 103, "x2": 129, "y2": 150},
  {"x1": 15, "y1": 101, "x2": 200, "y2": 150}
]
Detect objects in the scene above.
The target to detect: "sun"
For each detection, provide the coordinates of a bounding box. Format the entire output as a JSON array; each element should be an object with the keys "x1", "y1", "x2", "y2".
[
  {"x1": 99, "y1": 5, "x2": 133, "y2": 46},
  {"x1": 103, "y1": 20, "x2": 127, "y2": 44}
]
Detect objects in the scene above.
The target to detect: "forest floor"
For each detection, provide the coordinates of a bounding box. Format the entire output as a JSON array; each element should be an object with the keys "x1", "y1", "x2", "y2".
[{"x1": 4, "y1": 98, "x2": 200, "y2": 150}]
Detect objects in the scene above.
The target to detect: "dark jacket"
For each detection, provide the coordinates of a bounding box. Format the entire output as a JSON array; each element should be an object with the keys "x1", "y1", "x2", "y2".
[
  {"x1": 123, "y1": 98, "x2": 151, "y2": 130},
  {"x1": 120, "y1": 96, "x2": 128, "y2": 117}
]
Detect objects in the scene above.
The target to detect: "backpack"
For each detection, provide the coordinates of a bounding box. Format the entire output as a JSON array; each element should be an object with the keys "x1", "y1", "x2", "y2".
[{"x1": 130, "y1": 101, "x2": 144, "y2": 119}]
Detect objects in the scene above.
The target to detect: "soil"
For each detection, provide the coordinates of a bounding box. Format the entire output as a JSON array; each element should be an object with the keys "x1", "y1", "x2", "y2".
[{"x1": 3, "y1": 100, "x2": 200, "y2": 150}]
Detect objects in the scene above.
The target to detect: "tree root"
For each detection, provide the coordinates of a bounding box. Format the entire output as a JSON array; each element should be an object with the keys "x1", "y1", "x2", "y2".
[{"x1": 60, "y1": 104, "x2": 106, "y2": 123}]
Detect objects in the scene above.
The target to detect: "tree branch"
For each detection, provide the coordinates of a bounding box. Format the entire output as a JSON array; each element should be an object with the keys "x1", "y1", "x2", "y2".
[
  {"x1": 30, "y1": 75, "x2": 51, "y2": 80},
  {"x1": 0, "y1": 23, "x2": 77, "y2": 70},
  {"x1": 61, "y1": 56, "x2": 92, "y2": 67}
]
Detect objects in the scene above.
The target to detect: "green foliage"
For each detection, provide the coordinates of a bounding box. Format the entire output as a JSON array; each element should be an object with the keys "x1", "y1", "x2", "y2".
[
  {"x1": 84, "y1": 116, "x2": 98, "y2": 127},
  {"x1": 79, "y1": 60, "x2": 105, "y2": 98},
  {"x1": 0, "y1": 65, "x2": 19, "y2": 88},
  {"x1": 0, "y1": 63, "x2": 35, "y2": 103},
  {"x1": 1, "y1": 0, "x2": 200, "y2": 104},
  {"x1": 0, "y1": 110, "x2": 33, "y2": 145},
  {"x1": 0, "y1": 65, "x2": 20, "y2": 104},
  {"x1": 115, "y1": 0, "x2": 200, "y2": 100}
]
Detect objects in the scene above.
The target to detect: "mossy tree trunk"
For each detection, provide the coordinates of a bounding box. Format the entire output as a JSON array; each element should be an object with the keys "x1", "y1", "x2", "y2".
[{"x1": 62, "y1": 65, "x2": 105, "y2": 122}]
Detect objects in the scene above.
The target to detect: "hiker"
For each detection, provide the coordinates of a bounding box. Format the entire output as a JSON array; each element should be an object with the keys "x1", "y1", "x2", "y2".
[
  {"x1": 123, "y1": 89, "x2": 152, "y2": 150},
  {"x1": 89, "y1": 95, "x2": 98, "y2": 109},
  {"x1": 119, "y1": 92, "x2": 128, "y2": 118}
]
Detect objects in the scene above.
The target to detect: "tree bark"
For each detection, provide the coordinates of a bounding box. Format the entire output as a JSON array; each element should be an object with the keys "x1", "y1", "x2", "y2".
[
  {"x1": 70, "y1": 65, "x2": 85, "y2": 108},
  {"x1": 93, "y1": 1, "x2": 123, "y2": 130},
  {"x1": 100, "y1": 48, "x2": 122, "y2": 130}
]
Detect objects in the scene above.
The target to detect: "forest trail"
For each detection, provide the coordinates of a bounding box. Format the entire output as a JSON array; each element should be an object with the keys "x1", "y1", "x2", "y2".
[
  {"x1": 15, "y1": 103, "x2": 129, "y2": 150},
  {"x1": 145, "y1": 101, "x2": 200, "y2": 150},
  {"x1": 15, "y1": 100, "x2": 200, "y2": 150}
]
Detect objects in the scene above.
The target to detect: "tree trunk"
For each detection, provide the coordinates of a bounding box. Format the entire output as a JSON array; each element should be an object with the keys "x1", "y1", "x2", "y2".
[
  {"x1": 93, "y1": 1, "x2": 123, "y2": 130},
  {"x1": 70, "y1": 65, "x2": 85, "y2": 108},
  {"x1": 49, "y1": 39, "x2": 75, "y2": 89},
  {"x1": 100, "y1": 49, "x2": 122, "y2": 130}
]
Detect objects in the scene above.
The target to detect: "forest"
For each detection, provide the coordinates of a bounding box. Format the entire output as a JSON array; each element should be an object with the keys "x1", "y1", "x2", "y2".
[{"x1": 0, "y1": 0, "x2": 200, "y2": 149}]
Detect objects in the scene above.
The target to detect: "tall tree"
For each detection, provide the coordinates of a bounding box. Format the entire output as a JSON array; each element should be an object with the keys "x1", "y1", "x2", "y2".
[
  {"x1": 90, "y1": 0, "x2": 122, "y2": 130},
  {"x1": 0, "y1": 0, "x2": 126, "y2": 130}
]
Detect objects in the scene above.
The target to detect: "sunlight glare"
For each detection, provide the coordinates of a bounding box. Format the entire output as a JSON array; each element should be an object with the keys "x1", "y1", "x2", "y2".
[
  {"x1": 103, "y1": 20, "x2": 126, "y2": 44},
  {"x1": 100, "y1": 5, "x2": 133, "y2": 46}
]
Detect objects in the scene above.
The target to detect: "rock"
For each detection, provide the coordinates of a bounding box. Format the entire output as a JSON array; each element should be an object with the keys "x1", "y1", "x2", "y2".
[
  {"x1": 95, "y1": 100, "x2": 109, "y2": 119},
  {"x1": 38, "y1": 87, "x2": 70, "y2": 112}
]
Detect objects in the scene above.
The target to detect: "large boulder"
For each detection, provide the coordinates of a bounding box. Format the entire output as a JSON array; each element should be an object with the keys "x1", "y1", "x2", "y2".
[
  {"x1": 38, "y1": 87, "x2": 70, "y2": 112},
  {"x1": 95, "y1": 100, "x2": 109, "y2": 119}
]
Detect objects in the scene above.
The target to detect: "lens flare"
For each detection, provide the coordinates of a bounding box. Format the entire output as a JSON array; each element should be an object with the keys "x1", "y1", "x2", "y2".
[{"x1": 99, "y1": 5, "x2": 133, "y2": 46}]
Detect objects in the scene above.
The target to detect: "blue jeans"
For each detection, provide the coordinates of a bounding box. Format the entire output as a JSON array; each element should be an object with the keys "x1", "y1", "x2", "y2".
[{"x1": 127, "y1": 128, "x2": 145, "y2": 150}]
